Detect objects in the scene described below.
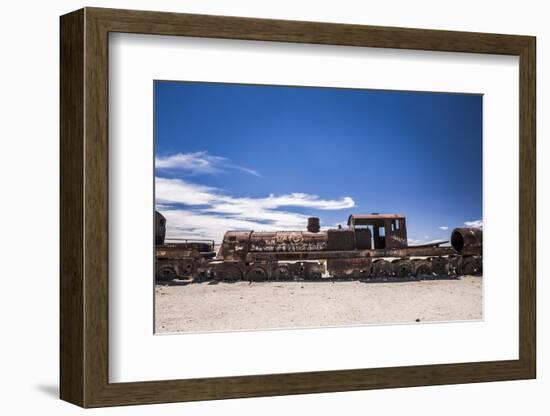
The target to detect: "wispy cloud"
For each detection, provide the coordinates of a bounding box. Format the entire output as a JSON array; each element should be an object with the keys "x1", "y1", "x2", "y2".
[
  {"x1": 156, "y1": 178, "x2": 219, "y2": 205},
  {"x1": 438, "y1": 226, "x2": 449, "y2": 230},
  {"x1": 156, "y1": 177, "x2": 354, "y2": 212},
  {"x1": 160, "y1": 208, "x2": 309, "y2": 242},
  {"x1": 156, "y1": 177, "x2": 355, "y2": 242},
  {"x1": 464, "y1": 219, "x2": 483, "y2": 228},
  {"x1": 155, "y1": 151, "x2": 261, "y2": 177},
  {"x1": 408, "y1": 238, "x2": 447, "y2": 246}
]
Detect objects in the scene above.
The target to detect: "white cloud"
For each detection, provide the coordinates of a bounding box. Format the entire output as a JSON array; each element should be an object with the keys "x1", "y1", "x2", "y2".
[
  {"x1": 161, "y1": 208, "x2": 310, "y2": 243},
  {"x1": 156, "y1": 177, "x2": 354, "y2": 212},
  {"x1": 408, "y1": 238, "x2": 449, "y2": 246},
  {"x1": 438, "y1": 226, "x2": 449, "y2": 230},
  {"x1": 156, "y1": 177, "x2": 355, "y2": 242},
  {"x1": 156, "y1": 177, "x2": 218, "y2": 205},
  {"x1": 155, "y1": 151, "x2": 260, "y2": 177},
  {"x1": 464, "y1": 219, "x2": 483, "y2": 228},
  {"x1": 205, "y1": 193, "x2": 355, "y2": 215}
]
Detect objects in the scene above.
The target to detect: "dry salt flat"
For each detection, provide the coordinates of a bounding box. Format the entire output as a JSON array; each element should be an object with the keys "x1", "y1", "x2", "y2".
[{"x1": 155, "y1": 276, "x2": 482, "y2": 333}]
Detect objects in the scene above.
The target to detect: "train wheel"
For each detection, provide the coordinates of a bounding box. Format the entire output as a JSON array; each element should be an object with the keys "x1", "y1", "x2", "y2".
[
  {"x1": 247, "y1": 266, "x2": 268, "y2": 281},
  {"x1": 218, "y1": 265, "x2": 243, "y2": 281},
  {"x1": 460, "y1": 257, "x2": 481, "y2": 276},
  {"x1": 156, "y1": 265, "x2": 177, "y2": 282},
  {"x1": 392, "y1": 260, "x2": 414, "y2": 278},
  {"x1": 195, "y1": 269, "x2": 208, "y2": 282},
  {"x1": 446, "y1": 256, "x2": 459, "y2": 276},
  {"x1": 272, "y1": 265, "x2": 291, "y2": 280},
  {"x1": 180, "y1": 260, "x2": 195, "y2": 278},
  {"x1": 430, "y1": 257, "x2": 448, "y2": 276},
  {"x1": 308, "y1": 263, "x2": 324, "y2": 280},
  {"x1": 413, "y1": 260, "x2": 432, "y2": 278},
  {"x1": 309, "y1": 272, "x2": 323, "y2": 280},
  {"x1": 372, "y1": 260, "x2": 391, "y2": 278},
  {"x1": 358, "y1": 268, "x2": 371, "y2": 280}
]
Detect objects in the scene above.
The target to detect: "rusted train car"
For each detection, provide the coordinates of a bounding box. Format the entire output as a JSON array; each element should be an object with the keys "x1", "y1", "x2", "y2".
[
  {"x1": 155, "y1": 211, "x2": 217, "y2": 281},
  {"x1": 155, "y1": 211, "x2": 482, "y2": 282}
]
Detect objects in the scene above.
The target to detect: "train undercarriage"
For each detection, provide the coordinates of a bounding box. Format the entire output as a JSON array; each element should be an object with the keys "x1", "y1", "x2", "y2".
[{"x1": 156, "y1": 250, "x2": 482, "y2": 283}]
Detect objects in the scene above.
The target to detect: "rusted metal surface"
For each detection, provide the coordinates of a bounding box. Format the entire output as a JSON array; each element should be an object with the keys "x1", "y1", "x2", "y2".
[
  {"x1": 307, "y1": 217, "x2": 320, "y2": 233},
  {"x1": 157, "y1": 243, "x2": 214, "y2": 256},
  {"x1": 155, "y1": 211, "x2": 166, "y2": 245},
  {"x1": 327, "y1": 258, "x2": 371, "y2": 278},
  {"x1": 457, "y1": 255, "x2": 482, "y2": 275},
  {"x1": 248, "y1": 231, "x2": 327, "y2": 253},
  {"x1": 451, "y1": 227, "x2": 483, "y2": 254},
  {"x1": 217, "y1": 231, "x2": 252, "y2": 261},
  {"x1": 154, "y1": 210, "x2": 483, "y2": 282},
  {"x1": 327, "y1": 228, "x2": 355, "y2": 251},
  {"x1": 154, "y1": 214, "x2": 219, "y2": 281},
  {"x1": 247, "y1": 246, "x2": 456, "y2": 262},
  {"x1": 347, "y1": 213, "x2": 408, "y2": 249},
  {"x1": 156, "y1": 246, "x2": 198, "y2": 259}
]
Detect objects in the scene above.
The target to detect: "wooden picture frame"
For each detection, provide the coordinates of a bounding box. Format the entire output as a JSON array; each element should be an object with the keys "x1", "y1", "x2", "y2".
[{"x1": 60, "y1": 7, "x2": 536, "y2": 408}]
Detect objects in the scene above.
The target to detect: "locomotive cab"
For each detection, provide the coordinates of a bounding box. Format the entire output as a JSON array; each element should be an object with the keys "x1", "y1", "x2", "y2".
[{"x1": 347, "y1": 214, "x2": 408, "y2": 249}]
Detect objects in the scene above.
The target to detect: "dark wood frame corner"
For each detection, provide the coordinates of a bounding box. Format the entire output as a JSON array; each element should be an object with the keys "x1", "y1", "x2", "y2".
[{"x1": 60, "y1": 7, "x2": 536, "y2": 408}]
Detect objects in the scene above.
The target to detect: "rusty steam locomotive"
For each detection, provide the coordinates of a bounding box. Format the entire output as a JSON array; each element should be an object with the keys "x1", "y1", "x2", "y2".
[{"x1": 155, "y1": 211, "x2": 482, "y2": 282}]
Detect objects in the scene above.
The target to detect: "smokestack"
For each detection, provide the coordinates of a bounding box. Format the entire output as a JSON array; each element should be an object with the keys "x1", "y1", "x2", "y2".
[{"x1": 307, "y1": 217, "x2": 320, "y2": 233}]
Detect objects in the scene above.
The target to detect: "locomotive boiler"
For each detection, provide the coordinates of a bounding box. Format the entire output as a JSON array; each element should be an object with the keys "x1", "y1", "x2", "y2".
[{"x1": 155, "y1": 211, "x2": 482, "y2": 282}]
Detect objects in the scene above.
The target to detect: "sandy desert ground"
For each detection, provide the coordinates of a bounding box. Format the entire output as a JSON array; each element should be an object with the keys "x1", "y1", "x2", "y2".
[{"x1": 155, "y1": 275, "x2": 482, "y2": 333}]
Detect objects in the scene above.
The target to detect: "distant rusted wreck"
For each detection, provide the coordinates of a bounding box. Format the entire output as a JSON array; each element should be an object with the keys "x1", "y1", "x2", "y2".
[{"x1": 155, "y1": 211, "x2": 482, "y2": 282}]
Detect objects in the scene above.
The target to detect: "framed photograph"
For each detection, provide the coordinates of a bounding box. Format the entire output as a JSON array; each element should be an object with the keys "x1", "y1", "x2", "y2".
[{"x1": 60, "y1": 7, "x2": 536, "y2": 408}]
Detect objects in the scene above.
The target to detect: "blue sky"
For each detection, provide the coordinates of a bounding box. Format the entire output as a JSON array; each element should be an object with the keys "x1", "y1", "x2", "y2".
[{"x1": 154, "y1": 80, "x2": 482, "y2": 244}]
